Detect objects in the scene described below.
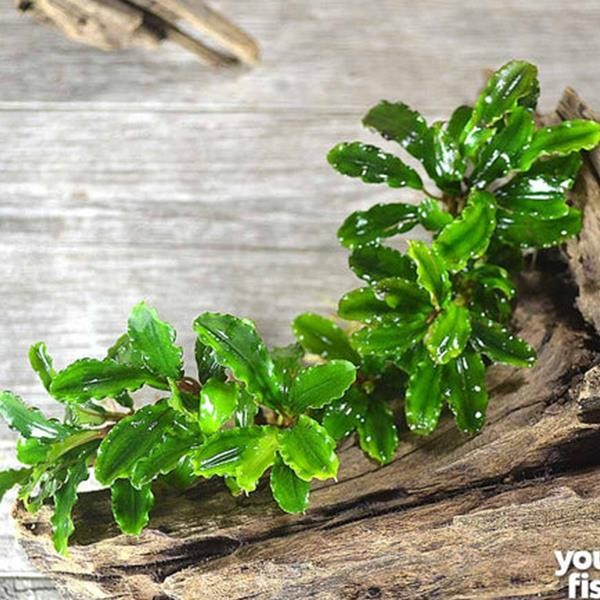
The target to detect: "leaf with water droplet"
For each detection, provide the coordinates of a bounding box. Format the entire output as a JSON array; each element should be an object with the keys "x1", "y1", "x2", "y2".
[
  {"x1": 362, "y1": 101, "x2": 431, "y2": 162},
  {"x1": 425, "y1": 302, "x2": 471, "y2": 365},
  {"x1": 351, "y1": 317, "x2": 429, "y2": 360},
  {"x1": 322, "y1": 387, "x2": 369, "y2": 440},
  {"x1": 465, "y1": 264, "x2": 516, "y2": 300},
  {"x1": 527, "y1": 153, "x2": 582, "y2": 184},
  {"x1": 328, "y1": 142, "x2": 423, "y2": 189},
  {"x1": 193, "y1": 313, "x2": 283, "y2": 411},
  {"x1": 271, "y1": 344, "x2": 304, "y2": 393},
  {"x1": 443, "y1": 350, "x2": 488, "y2": 434},
  {"x1": 433, "y1": 190, "x2": 496, "y2": 272},
  {"x1": 287, "y1": 360, "x2": 356, "y2": 415},
  {"x1": 348, "y1": 244, "x2": 416, "y2": 284},
  {"x1": 495, "y1": 173, "x2": 570, "y2": 219},
  {"x1": 270, "y1": 458, "x2": 311, "y2": 514},
  {"x1": 374, "y1": 277, "x2": 433, "y2": 314},
  {"x1": 199, "y1": 378, "x2": 238, "y2": 435},
  {"x1": 405, "y1": 353, "x2": 443, "y2": 435},
  {"x1": 469, "y1": 316, "x2": 536, "y2": 368},
  {"x1": 407, "y1": 240, "x2": 451, "y2": 308},
  {"x1": 278, "y1": 415, "x2": 339, "y2": 482},
  {"x1": 470, "y1": 107, "x2": 535, "y2": 187},
  {"x1": 357, "y1": 400, "x2": 399, "y2": 464},
  {"x1": 462, "y1": 60, "x2": 538, "y2": 150},
  {"x1": 338, "y1": 281, "x2": 430, "y2": 325},
  {"x1": 520, "y1": 120, "x2": 600, "y2": 171},
  {"x1": 422, "y1": 122, "x2": 465, "y2": 193},
  {"x1": 128, "y1": 302, "x2": 183, "y2": 381},
  {"x1": 417, "y1": 198, "x2": 453, "y2": 231},
  {"x1": 292, "y1": 313, "x2": 359, "y2": 363},
  {"x1": 337, "y1": 203, "x2": 419, "y2": 249},
  {"x1": 495, "y1": 206, "x2": 582, "y2": 249}
]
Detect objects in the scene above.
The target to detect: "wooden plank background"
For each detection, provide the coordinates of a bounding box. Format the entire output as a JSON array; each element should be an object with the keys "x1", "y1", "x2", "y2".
[{"x1": 1, "y1": 1, "x2": 599, "y2": 597}]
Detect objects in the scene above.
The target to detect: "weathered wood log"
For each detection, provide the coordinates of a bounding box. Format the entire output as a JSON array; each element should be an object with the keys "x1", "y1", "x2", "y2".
[
  {"x1": 13, "y1": 91, "x2": 600, "y2": 599},
  {"x1": 562, "y1": 89, "x2": 600, "y2": 334},
  {"x1": 15, "y1": 0, "x2": 259, "y2": 67}
]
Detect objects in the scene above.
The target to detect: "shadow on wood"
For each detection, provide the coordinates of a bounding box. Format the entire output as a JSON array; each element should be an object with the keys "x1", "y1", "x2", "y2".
[{"x1": 12, "y1": 90, "x2": 600, "y2": 600}]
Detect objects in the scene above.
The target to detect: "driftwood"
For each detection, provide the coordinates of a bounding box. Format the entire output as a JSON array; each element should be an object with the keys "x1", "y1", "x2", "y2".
[
  {"x1": 13, "y1": 90, "x2": 600, "y2": 599},
  {"x1": 15, "y1": 0, "x2": 260, "y2": 67}
]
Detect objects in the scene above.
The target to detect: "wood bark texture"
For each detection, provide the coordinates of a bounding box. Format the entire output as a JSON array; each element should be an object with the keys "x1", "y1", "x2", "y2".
[
  {"x1": 15, "y1": 0, "x2": 260, "y2": 66},
  {"x1": 12, "y1": 91, "x2": 600, "y2": 600}
]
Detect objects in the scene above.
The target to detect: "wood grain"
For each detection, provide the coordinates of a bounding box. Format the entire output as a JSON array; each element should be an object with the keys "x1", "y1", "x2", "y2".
[
  {"x1": 2, "y1": 1, "x2": 600, "y2": 110},
  {"x1": 2, "y1": 0, "x2": 600, "y2": 596}
]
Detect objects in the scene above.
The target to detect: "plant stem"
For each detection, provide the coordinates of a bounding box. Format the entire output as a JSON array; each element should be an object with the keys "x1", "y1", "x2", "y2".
[{"x1": 423, "y1": 188, "x2": 444, "y2": 201}]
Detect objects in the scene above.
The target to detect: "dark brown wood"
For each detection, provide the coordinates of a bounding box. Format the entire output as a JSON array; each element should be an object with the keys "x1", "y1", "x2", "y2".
[
  {"x1": 560, "y1": 88, "x2": 600, "y2": 335},
  {"x1": 13, "y1": 91, "x2": 600, "y2": 599},
  {"x1": 15, "y1": 0, "x2": 259, "y2": 66}
]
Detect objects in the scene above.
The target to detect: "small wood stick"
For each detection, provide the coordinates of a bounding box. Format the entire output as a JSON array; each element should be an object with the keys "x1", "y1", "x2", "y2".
[
  {"x1": 16, "y1": 0, "x2": 259, "y2": 66},
  {"x1": 126, "y1": 0, "x2": 260, "y2": 65}
]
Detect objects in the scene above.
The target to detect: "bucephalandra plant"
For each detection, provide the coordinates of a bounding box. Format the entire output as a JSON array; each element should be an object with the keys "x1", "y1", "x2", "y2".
[{"x1": 1, "y1": 60, "x2": 600, "y2": 554}]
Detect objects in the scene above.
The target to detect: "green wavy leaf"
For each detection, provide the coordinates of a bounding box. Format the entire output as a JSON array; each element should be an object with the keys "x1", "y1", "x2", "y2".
[
  {"x1": 443, "y1": 351, "x2": 488, "y2": 434},
  {"x1": 328, "y1": 142, "x2": 423, "y2": 189},
  {"x1": 357, "y1": 400, "x2": 399, "y2": 464},
  {"x1": 351, "y1": 317, "x2": 429, "y2": 360},
  {"x1": 0, "y1": 391, "x2": 68, "y2": 439},
  {"x1": 193, "y1": 426, "x2": 278, "y2": 492},
  {"x1": 520, "y1": 120, "x2": 600, "y2": 171},
  {"x1": 127, "y1": 302, "x2": 183, "y2": 380},
  {"x1": 28, "y1": 343, "x2": 56, "y2": 392},
  {"x1": 405, "y1": 354, "x2": 443, "y2": 435},
  {"x1": 322, "y1": 388, "x2": 369, "y2": 440},
  {"x1": 0, "y1": 468, "x2": 32, "y2": 502},
  {"x1": 495, "y1": 206, "x2": 582, "y2": 249},
  {"x1": 470, "y1": 316, "x2": 536, "y2": 367},
  {"x1": 270, "y1": 458, "x2": 310, "y2": 514},
  {"x1": 349, "y1": 244, "x2": 416, "y2": 284},
  {"x1": 95, "y1": 401, "x2": 177, "y2": 485},
  {"x1": 292, "y1": 313, "x2": 358, "y2": 363},
  {"x1": 193, "y1": 313, "x2": 282, "y2": 410},
  {"x1": 434, "y1": 190, "x2": 497, "y2": 272},
  {"x1": 407, "y1": 240, "x2": 451, "y2": 307},
  {"x1": 495, "y1": 173, "x2": 570, "y2": 219},
  {"x1": 278, "y1": 416, "x2": 338, "y2": 482},
  {"x1": 51, "y1": 459, "x2": 89, "y2": 554},
  {"x1": 362, "y1": 101, "x2": 431, "y2": 160},
  {"x1": 471, "y1": 107, "x2": 535, "y2": 187},
  {"x1": 111, "y1": 479, "x2": 154, "y2": 536},
  {"x1": 425, "y1": 302, "x2": 471, "y2": 364},
  {"x1": 463, "y1": 60, "x2": 538, "y2": 138},
  {"x1": 417, "y1": 198, "x2": 453, "y2": 231},
  {"x1": 199, "y1": 378, "x2": 238, "y2": 434},
  {"x1": 338, "y1": 203, "x2": 419, "y2": 249},
  {"x1": 287, "y1": 361, "x2": 356, "y2": 415},
  {"x1": 50, "y1": 359, "x2": 153, "y2": 403}
]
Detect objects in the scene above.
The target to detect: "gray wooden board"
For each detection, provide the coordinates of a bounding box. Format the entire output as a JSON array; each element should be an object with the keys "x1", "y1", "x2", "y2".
[{"x1": 0, "y1": 0, "x2": 599, "y2": 596}]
